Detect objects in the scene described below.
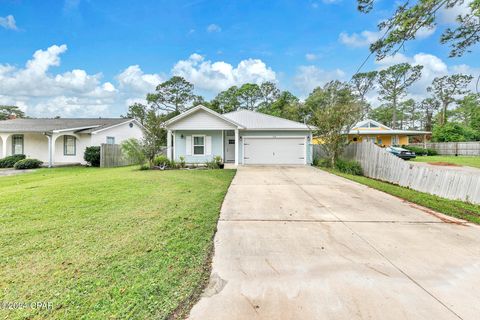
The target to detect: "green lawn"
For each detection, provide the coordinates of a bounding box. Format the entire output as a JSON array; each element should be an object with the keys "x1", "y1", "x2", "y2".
[
  {"x1": 321, "y1": 168, "x2": 480, "y2": 224},
  {"x1": 412, "y1": 155, "x2": 480, "y2": 169},
  {"x1": 0, "y1": 166, "x2": 235, "y2": 320}
]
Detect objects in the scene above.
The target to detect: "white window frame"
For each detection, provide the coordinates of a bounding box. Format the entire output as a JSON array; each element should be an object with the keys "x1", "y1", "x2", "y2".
[
  {"x1": 64, "y1": 135, "x2": 76, "y2": 156},
  {"x1": 192, "y1": 135, "x2": 205, "y2": 156},
  {"x1": 12, "y1": 134, "x2": 24, "y2": 155},
  {"x1": 106, "y1": 136, "x2": 115, "y2": 144}
]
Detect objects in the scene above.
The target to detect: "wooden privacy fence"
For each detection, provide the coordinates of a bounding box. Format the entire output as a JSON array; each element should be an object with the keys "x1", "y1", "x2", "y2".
[
  {"x1": 100, "y1": 144, "x2": 167, "y2": 168},
  {"x1": 410, "y1": 141, "x2": 480, "y2": 156},
  {"x1": 342, "y1": 142, "x2": 480, "y2": 204},
  {"x1": 100, "y1": 144, "x2": 134, "y2": 168}
]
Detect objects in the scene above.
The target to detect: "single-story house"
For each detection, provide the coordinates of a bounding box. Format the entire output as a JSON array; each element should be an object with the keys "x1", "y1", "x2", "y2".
[
  {"x1": 0, "y1": 118, "x2": 144, "y2": 166},
  {"x1": 164, "y1": 105, "x2": 314, "y2": 165},
  {"x1": 313, "y1": 119, "x2": 430, "y2": 147}
]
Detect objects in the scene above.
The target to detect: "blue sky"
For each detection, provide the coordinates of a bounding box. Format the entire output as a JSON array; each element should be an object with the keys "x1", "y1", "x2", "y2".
[{"x1": 0, "y1": 0, "x2": 478, "y2": 117}]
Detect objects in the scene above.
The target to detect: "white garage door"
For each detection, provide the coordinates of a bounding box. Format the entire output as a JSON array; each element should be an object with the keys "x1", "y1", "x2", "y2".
[{"x1": 243, "y1": 137, "x2": 306, "y2": 165}]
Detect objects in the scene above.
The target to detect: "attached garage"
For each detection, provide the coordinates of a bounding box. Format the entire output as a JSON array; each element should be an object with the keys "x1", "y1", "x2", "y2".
[{"x1": 243, "y1": 137, "x2": 306, "y2": 165}]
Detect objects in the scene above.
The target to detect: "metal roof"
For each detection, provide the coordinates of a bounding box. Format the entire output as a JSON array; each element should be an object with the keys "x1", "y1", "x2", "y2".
[
  {"x1": 0, "y1": 118, "x2": 131, "y2": 133},
  {"x1": 348, "y1": 129, "x2": 431, "y2": 135},
  {"x1": 223, "y1": 109, "x2": 312, "y2": 130}
]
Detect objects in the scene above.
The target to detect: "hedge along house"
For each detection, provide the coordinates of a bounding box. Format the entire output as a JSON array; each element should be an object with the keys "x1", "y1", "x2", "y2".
[
  {"x1": 164, "y1": 105, "x2": 314, "y2": 166},
  {"x1": 313, "y1": 119, "x2": 431, "y2": 147},
  {"x1": 0, "y1": 118, "x2": 144, "y2": 167}
]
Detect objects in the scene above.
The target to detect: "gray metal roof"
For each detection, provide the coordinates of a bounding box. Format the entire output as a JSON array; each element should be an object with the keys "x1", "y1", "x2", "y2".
[
  {"x1": 0, "y1": 118, "x2": 131, "y2": 133},
  {"x1": 223, "y1": 110, "x2": 311, "y2": 130}
]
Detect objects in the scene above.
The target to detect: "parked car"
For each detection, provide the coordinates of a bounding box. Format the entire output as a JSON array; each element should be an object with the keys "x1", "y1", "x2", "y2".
[{"x1": 386, "y1": 146, "x2": 416, "y2": 160}]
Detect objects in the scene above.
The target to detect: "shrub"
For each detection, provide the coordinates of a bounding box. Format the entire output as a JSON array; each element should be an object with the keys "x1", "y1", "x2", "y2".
[
  {"x1": 84, "y1": 146, "x2": 101, "y2": 167},
  {"x1": 139, "y1": 164, "x2": 150, "y2": 170},
  {"x1": 402, "y1": 145, "x2": 438, "y2": 156},
  {"x1": 334, "y1": 159, "x2": 363, "y2": 176},
  {"x1": 14, "y1": 158, "x2": 42, "y2": 170},
  {"x1": 121, "y1": 138, "x2": 147, "y2": 166},
  {"x1": 179, "y1": 156, "x2": 186, "y2": 168},
  {"x1": 0, "y1": 154, "x2": 26, "y2": 168},
  {"x1": 153, "y1": 155, "x2": 170, "y2": 168},
  {"x1": 206, "y1": 159, "x2": 219, "y2": 169},
  {"x1": 315, "y1": 158, "x2": 332, "y2": 168}
]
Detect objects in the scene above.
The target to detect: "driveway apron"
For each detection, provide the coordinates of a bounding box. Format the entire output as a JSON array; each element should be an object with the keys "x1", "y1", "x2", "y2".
[{"x1": 189, "y1": 166, "x2": 480, "y2": 320}]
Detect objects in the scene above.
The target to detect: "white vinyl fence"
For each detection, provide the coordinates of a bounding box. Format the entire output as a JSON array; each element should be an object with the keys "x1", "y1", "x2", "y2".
[
  {"x1": 342, "y1": 142, "x2": 480, "y2": 204},
  {"x1": 410, "y1": 141, "x2": 480, "y2": 156}
]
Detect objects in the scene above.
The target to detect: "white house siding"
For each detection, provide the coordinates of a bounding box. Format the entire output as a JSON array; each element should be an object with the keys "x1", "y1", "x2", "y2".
[
  {"x1": 53, "y1": 133, "x2": 91, "y2": 164},
  {"x1": 168, "y1": 109, "x2": 237, "y2": 130},
  {"x1": 90, "y1": 121, "x2": 144, "y2": 146},
  {"x1": 173, "y1": 130, "x2": 223, "y2": 163},
  {"x1": 23, "y1": 133, "x2": 49, "y2": 161},
  {"x1": 239, "y1": 130, "x2": 312, "y2": 165}
]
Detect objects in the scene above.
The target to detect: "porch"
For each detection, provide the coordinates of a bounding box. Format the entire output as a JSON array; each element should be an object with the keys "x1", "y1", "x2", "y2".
[
  {"x1": 0, "y1": 132, "x2": 88, "y2": 167},
  {"x1": 167, "y1": 129, "x2": 239, "y2": 165}
]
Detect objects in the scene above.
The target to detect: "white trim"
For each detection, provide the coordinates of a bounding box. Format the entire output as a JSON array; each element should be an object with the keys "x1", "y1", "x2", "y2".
[
  {"x1": 192, "y1": 134, "x2": 206, "y2": 156},
  {"x1": 234, "y1": 129, "x2": 239, "y2": 166},
  {"x1": 173, "y1": 131, "x2": 176, "y2": 161},
  {"x1": 167, "y1": 130, "x2": 172, "y2": 160},
  {"x1": 241, "y1": 128, "x2": 313, "y2": 131},
  {"x1": 304, "y1": 136, "x2": 307, "y2": 165},
  {"x1": 52, "y1": 125, "x2": 101, "y2": 133},
  {"x1": 164, "y1": 105, "x2": 244, "y2": 129},
  {"x1": 242, "y1": 135, "x2": 307, "y2": 139},
  {"x1": 242, "y1": 136, "x2": 245, "y2": 165},
  {"x1": 90, "y1": 119, "x2": 146, "y2": 134},
  {"x1": 221, "y1": 130, "x2": 224, "y2": 161}
]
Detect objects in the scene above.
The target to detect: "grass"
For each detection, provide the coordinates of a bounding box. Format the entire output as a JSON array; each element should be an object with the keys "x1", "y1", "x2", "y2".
[
  {"x1": 0, "y1": 166, "x2": 236, "y2": 320},
  {"x1": 412, "y1": 155, "x2": 480, "y2": 169},
  {"x1": 321, "y1": 168, "x2": 480, "y2": 224}
]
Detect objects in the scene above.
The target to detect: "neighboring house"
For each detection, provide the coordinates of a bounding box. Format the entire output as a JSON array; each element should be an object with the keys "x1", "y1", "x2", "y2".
[
  {"x1": 313, "y1": 119, "x2": 430, "y2": 147},
  {"x1": 0, "y1": 118, "x2": 144, "y2": 166},
  {"x1": 164, "y1": 105, "x2": 314, "y2": 165}
]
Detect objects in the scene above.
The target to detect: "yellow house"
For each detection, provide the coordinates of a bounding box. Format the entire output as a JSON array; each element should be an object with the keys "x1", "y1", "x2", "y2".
[{"x1": 313, "y1": 119, "x2": 430, "y2": 147}]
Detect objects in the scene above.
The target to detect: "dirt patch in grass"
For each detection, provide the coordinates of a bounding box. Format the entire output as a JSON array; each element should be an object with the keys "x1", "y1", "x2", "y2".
[{"x1": 427, "y1": 161, "x2": 461, "y2": 167}]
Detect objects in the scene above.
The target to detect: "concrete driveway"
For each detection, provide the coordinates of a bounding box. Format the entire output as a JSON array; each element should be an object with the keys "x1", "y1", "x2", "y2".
[{"x1": 189, "y1": 166, "x2": 480, "y2": 320}]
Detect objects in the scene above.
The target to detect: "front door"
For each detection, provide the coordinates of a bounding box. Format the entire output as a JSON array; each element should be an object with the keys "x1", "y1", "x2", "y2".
[{"x1": 225, "y1": 136, "x2": 235, "y2": 162}]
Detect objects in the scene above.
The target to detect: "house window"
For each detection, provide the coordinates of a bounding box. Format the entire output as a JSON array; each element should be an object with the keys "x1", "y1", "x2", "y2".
[
  {"x1": 392, "y1": 136, "x2": 399, "y2": 145},
  {"x1": 193, "y1": 135, "x2": 205, "y2": 155},
  {"x1": 12, "y1": 135, "x2": 24, "y2": 155},
  {"x1": 106, "y1": 136, "x2": 115, "y2": 144},
  {"x1": 228, "y1": 139, "x2": 235, "y2": 144},
  {"x1": 64, "y1": 136, "x2": 76, "y2": 156}
]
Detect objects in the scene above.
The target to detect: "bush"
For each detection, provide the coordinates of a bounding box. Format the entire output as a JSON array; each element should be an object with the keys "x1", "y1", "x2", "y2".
[
  {"x1": 84, "y1": 146, "x2": 101, "y2": 167},
  {"x1": 205, "y1": 159, "x2": 219, "y2": 169},
  {"x1": 179, "y1": 156, "x2": 186, "y2": 168},
  {"x1": 14, "y1": 158, "x2": 42, "y2": 170},
  {"x1": 432, "y1": 122, "x2": 478, "y2": 142},
  {"x1": 153, "y1": 155, "x2": 170, "y2": 168},
  {"x1": 0, "y1": 154, "x2": 26, "y2": 168},
  {"x1": 402, "y1": 145, "x2": 438, "y2": 156},
  {"x1": 334, "y1": 159, "x2": 363, "y2": 175}
]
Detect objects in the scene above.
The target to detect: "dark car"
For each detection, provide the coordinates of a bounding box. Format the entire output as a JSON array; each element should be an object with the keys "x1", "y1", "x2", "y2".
[{"x1": 386, "y1": 146, "x2": 416, "y2": 160}]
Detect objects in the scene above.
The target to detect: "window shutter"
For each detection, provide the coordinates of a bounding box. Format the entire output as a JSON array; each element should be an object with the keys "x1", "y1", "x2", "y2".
[
  {"x1": 205, "y1": 136, "x2": 212, "y2": 155},
  {"x1": 186, "y1": 136, "x2": 192, "y2": 155}
]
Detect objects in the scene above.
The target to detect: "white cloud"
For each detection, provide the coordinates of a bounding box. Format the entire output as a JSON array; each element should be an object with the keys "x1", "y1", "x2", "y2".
[
  {"x1": 439, "y1": 0, "x2": 472, "y2": 23},
  {"x1": 373, "y1": 52, "x2": 478, "y2": 104},
  {"x1": 0, "y1": 15, "x2": 18, "y2": 30},
  {"x1": 340, "y1": 25, "x2": 435, "y2": 48},
  {"x1": 416, "y1": 26, "x2": 436, "y2": 39},
  {"x1": 0, "y1": 44, "x2": 117, "y2": 117},
  {"x1": 339, "y1": 30, "x2": 381, "y2": 47},
  {"x1": 294, "y1": 65, "x2": 346, "y2": 96},
  {"x1": 117, "y1": 65, "x2": 164, "y2": 94},
  {"x1": 172, "y1": 53, "x2": 276, "y2": 92},
  {"x1": 206, "y1": 24, "x2": 221, "y2": 33},
  {"x1": 305, "y1": 53, "x2": 318, "y2": 61}
]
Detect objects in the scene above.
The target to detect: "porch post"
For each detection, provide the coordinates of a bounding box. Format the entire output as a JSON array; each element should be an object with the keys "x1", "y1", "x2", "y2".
[
  {"x1": 1, "y1": 134, "x2": 9, "y2": 158},
  {"x1": 167, "y1": 130, "x2": 172, "y2": 161},
  {"x1": 423, "y1": 134, "x2": 427, "y2": 149},
  {"x1": 234, "y1": 129, "x2": 239, "y2": 166},
  {"x1": 46, "y1": 135, "x2": 52, "y2": 168}
]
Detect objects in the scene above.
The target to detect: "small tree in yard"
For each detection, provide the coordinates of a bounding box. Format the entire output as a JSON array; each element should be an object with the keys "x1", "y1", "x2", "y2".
[
  {"x1": 121, "y1": 139, "x2": 147, "y2": 166},
  {"x1": 306, "y1": 81, "x2": 362, "y2": 167}
]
